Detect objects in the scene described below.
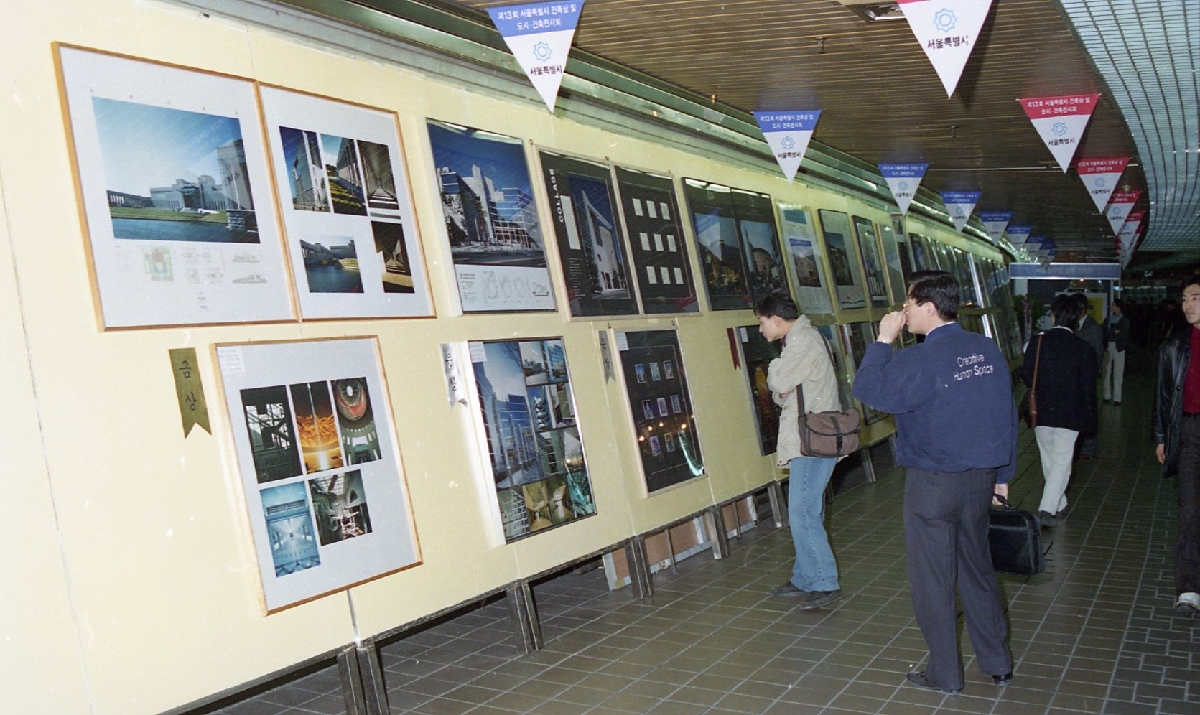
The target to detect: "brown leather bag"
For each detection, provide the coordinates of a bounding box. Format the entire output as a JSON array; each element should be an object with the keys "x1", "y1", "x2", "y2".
[{"x1": 1019, "y1": 334, "x2": 1043, "y2": 428}]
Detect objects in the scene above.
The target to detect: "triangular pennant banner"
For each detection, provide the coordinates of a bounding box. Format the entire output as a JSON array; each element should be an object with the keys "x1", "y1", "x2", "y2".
[
  {"x1": 1076, "y1": 156, "x2": 1130, "y2": 212},
  {"x1": 941, "y1": 190, "x2": 981, "y2": 232},
  {"x1": 1024, "y1": 235, "x2": 1045, "y2": 261},
  {"x1": 879, "y1": 163, "x2": 929, "y2": 215},
  {"x1": 898, "y1": 0, "x2": 994, "y2": 97},
  {"x1": 488, "y1": 1, "x2": 587, "y2": 112},
  {"x1": 1105, "y1": 189, "x2": 1141, "y2": 235},
  {"x1": 1118, "y1": 209, "x2": 1145, "y2": 252},
  {"x1": 978, "y1": 211, "x2": 1013, "y2": 244},
  {"x1": 1006, "y1": 224, "x2": 1033, "y2": 249},
  {"x1": 754, "y1": 111, "x2": 821, "y2": 182},
  {"x1": 1019, "y1": 94, "x2": 1100, "y2": 172},
  {"x1": 1039, "y1": 239, "x2": 1057, "y2": 261}
]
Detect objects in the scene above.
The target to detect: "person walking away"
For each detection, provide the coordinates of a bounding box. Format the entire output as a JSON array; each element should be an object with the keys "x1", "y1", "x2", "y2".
[
  {"x1": 1153, "y1": 273, "x2": 1200, "y2": 613},
  {"x1": 1073, "y1": 293, "x2": 1104, "y2": 459},
  {"x1": 1023, "y1": 295, "x2": 1098, "y2": 527},
  {"x1": 852, "y1": 271, "x2": 1016, "y2": 694},
  {"x1": 1104, "y1": 299, "x2": 1131, "y2": 405},
  {"x1": 755, "y1": 294, "x2": 844, "y2": 610}
]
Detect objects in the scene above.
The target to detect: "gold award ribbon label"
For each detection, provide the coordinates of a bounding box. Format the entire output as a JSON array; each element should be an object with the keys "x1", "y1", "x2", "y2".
[{"x1": 169, "y1": 347, "x2": 211, "y2": 436}]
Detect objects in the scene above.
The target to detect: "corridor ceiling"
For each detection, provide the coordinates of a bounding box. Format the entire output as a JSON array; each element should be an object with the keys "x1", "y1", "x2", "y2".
[{"x1": 271, "y1": 0, "x2": 1197, "y2": 271}]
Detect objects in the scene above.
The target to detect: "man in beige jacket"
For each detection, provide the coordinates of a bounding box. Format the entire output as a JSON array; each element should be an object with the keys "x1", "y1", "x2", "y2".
[{"x1": 756, "y1": 295, "x2": 844, "y2": 610}]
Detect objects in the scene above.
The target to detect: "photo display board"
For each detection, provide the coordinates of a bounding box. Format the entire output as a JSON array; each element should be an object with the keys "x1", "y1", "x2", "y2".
[
  {"x1": 466, "y1": 338, "x2": 596, "y2": 542},
  {"x1": 683, "y1": 179, "x2": 789, "y2": 311},
  {"x1": 778, "y1": 204, "x2": 834, "y2": 315},
  {"x1": 877, "y1": 220, "x2": 907, "y2": 305},
  {"x1": 908, "y1": 234, "x2": 932, "y2": 272},
  {"x1": 735, "y1": 325, "x2": 782, "y2": 456},
  {"x1": 614, "y1": 167, "x2": 699, "y2": 314},
  {"x1": 57, "y1": 46, "x2": 293, "y2": 328},
  {"x1": 259, "y1": 87, "x2": 432, "y2": 319},
  {"x1": 216, "y1": 338, "x2": 419, "y2": 612},
  {"x1": 815, "y1": 324, "x2": 853, "y2": 413},
  {"x1": 538, "y1": 152, "x2": 636, "y2": 317},
  {"x1": 427, "y1": 120, "x2": 555, "y2": 313},
  {"x1": 615, "y1": 329, "x2": 705, "y2": 493},
  {"x1": 851, "y1": 216, "x2": 889, "y2": 307},
  {"x1": 817, "y1": 210, "x2": 867, "y2": 310},
  {"x1": 839, "y1": 321, "x2": 885, "y2": 424}
]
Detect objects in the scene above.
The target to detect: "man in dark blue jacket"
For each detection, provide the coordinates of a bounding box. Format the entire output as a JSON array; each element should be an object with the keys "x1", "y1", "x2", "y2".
[{"x1": 853, "y1": 271, "x2": 1016, "y2": 695}]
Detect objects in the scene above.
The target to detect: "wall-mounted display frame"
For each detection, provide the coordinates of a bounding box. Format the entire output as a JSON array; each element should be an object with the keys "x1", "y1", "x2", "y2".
[
  {"x1": 615, "y1": 329, "x2": 705, "y2": 493},
  {"x1": 465, "y1": 338, "x2": 596, "y2": 542},
  {"x1": 877, "y1": 220, "x2": 907, "y2": 305},
  {"x1": 614, "y1": 167, "x2": 699, "y2": 315},
  {"x1": 815, "y1": 324, "x2": 854, "y2": 417},
  {"x1": 851, "y1": 216, "x2": 889, "y2": 307},
  {"x1": 260, "y1": 87, "x2": 432, "y2": 319},
  {"x1": 817, "y1": 210, "x2": 867, "y2": 310},
  {"x1": 908, "y1": 233, "x2": 932, "y2": 272},
  {"x1": 839, "y1": 321, "x2": 886, "y2": 424},
  {"x1": 734, "y1": 325, "x2": 782, "y2": 456},
  {"x1": 427, "y1": 120, "x2": 555, "y2": 313},
  {"x1": 538, "y1": 151, "x2": 636, "y2": 317},
  {"x1": 778, "y1": 204, "x2": 835, "y2": 315},
  {"x1": 683, "y1": 179, "x2": 789, "y2": 311},
  {"x1": 56, "y1": 45, "x2": 294, "y2": 328},
  {"x1": 215, "y1": 337, "x2": 420, "y2": 613}
]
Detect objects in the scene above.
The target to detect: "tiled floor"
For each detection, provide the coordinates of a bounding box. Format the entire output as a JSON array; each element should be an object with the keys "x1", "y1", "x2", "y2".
[{"x1": 211, "y1": 352, "x2": 1199, "y2": 715}]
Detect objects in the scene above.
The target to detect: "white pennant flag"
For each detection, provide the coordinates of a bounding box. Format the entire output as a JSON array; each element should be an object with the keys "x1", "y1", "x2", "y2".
[
  {"x1": 1020, "y1": 94, "x2": 1100, "y2": 172},
  {"x1": 879, "y1": 163, "x2": 929, "y2": 215},
  {"x1": 1118, "y1": 209, "x2": 1144, "y2": 253},
  {"x1": 488, "y1": 1, "x2": 587, "y2": 112},
  {"x1": 1005, "y1": 224, "x2": 1032, "y2": 250},
  {"x1": 898, "y1": 0, "x2": 994, "y2": 97},
  {"x1": 1105, "y1": 190, "x2": 1140, "y2": 235},
  {"x1": 978, "y1": 211, "x2": 1012, "y2": 244},
  {"x1": 754, "y1": 111, "x2": 821, "y2": 182},
  {"x1": 1076, "y1": 157, "x2": 1130, "y2": 212},
  {"x1": 941, "y1": 191, "x2": 980, "y2": 232}
]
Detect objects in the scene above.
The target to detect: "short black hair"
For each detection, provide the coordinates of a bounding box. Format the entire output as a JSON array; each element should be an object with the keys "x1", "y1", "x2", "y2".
[
  {"x1": 1183, "y1": 273, "x2": 1200, "y2": 290},
  {"x1": 1050, "y1": 294, "x2": 1081, "y2": 326},
  {"x1": 906, "y1": 271, "x2": 959, "y2": 321},
  {"x1": 1072, "y1": 293, "x2": 1090, "y2": 308},
  {"x1": 1111, "y1": 298, "x2": 1124, "y2": 309},
  {"x1": 753, "y1": 293, "x2": 800, "y2": 321}
]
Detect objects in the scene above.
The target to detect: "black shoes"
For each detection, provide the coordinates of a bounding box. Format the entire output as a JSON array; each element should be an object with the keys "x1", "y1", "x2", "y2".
[
  {"x1": 905, "y1": 671, "x2": 961, "y2": 694},
  {"x1": 797, "y1": 589, "x2": 842, "y2": 610},
  {"x1": 993, "y1": 672, "x2": 1013, "y2": 686},
  {"x1": 1038, "y1": 510, "x2": 1057, "y2": 528},
  {"x1": 770, "y1": 582, "x2": 808, "y2": 598}
]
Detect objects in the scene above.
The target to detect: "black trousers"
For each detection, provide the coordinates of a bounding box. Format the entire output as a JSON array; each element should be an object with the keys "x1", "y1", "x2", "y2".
[
  {"x1": 904, "y1": 467, "x2": 1013, "y2": 690},
  {"x1": 1177, "y1": 415, "x2": 1200, "y2": 595}
]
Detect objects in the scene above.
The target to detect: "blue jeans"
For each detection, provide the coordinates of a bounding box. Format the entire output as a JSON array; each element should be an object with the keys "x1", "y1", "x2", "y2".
[{"x1": 787, "y1": 456, "x2": 840, "y2": 592}]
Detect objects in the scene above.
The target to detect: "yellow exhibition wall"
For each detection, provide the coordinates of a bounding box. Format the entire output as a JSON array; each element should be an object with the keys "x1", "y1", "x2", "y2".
[{"x1": 0, "y1": 1, "x2": 1003, "y2": 713}]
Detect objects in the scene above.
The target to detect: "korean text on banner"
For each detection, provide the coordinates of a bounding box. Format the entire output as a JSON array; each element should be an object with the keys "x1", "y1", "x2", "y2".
[
  {"x1": 879, "y1": 163, "x2": 929, "y2": 215},
  {"x1": 940, "y1": 190, "x2": 981, "y2": 232},
  {"x1": 978, "y1": 211, "x2": 1013, "y2": 244},
  {"x1": 1105, "y1": 189, "x2": 1141, "y2": 235},
  {"x1": 897, "y1": 0, "x2": 994, "y2": 97},
  {"x1": 488, "y1": 1, "x2": 586, "y2": 112},
  {"x1": 753, "y1": 111, "x2": 821, "y2": 183},
  {"x1": 1020, "y1": 94, "x2": 1100, "y2": 172},
  {"x1": 1075, "y1": 157, "x2": 1130, "y2": 213}
]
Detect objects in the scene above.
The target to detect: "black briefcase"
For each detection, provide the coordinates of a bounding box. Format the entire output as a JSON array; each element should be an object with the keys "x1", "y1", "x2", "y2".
[{"x1": 988, "y1": 497, "x2": 1044, "y2": 576}]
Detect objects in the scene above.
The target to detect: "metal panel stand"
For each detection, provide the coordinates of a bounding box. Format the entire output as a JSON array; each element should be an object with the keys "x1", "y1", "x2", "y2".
[
  {"x1": 506, "y1": 580, "x2": 543, "y2": 653},
  {"x1": 624, "y1": 535, "x2": 654, "y2": 598},
  {"x1": 861, "y1": 446, "x2": 877, "y2": 483},
  {"x1": 767, "y1": 481, "x2": 786, "y2": 528},
  {"x1": 705, "y1": 506, "x2": 729, "y2": 559},
  {"x1": 338, "y1": 646, "x2": 368, "y2": 715},
  {"x1": 356, "y1": 640, "x2": 389, "y2": 715}
]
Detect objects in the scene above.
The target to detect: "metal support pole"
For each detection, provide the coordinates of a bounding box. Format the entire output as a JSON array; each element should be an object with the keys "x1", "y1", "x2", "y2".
[
  {"x1": 337, "y1": 646, "x2": 368, "y2": 715},
  {"x1": 861, "y1": 446, "x2": 877, "y2": 483},
  {"x1": 356, "y1": 640, "x2": 389, "y2": 715},
  {"x1": 506, "y1": 580, "x2": 543, "y2": 653},
  {"x1": 705, "y1": 506, "x2": 729, "y2": 560},
  {"x1": 767, "y1": 481, "x2": 786, "y2": 529},
  {"x1": 624, "y1": 535, "x2": 654, "y2": 598}
]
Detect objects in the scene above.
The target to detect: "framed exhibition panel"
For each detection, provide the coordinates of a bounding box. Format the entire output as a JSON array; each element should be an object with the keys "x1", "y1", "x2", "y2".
[
  {"x1": 56, "y1": 45, "x2": 293, "y2": 328},
  {"x1": 538, "y1": 151, "x2": 637, "y2": 317},
  {"x1": 817, "y1": 210, "x2": 867, "y2": 310},
  {"x1": 215, "y1": 337, "x2": 420, "y2": 613},
  {"x1": 877, "y1": 220, "x2": 907, "y2": 305},
  {"x1": 838, "y1": 321, "x2": 885, "y2": 424},
  {"x1": 614, "y1": 329, "x2": 705, "y2": 493},
  {"x1": 908, "y1": 233, "x2": 932, "y2": 272},
  {"x1": 683, "y1": 179, "x2": 789, "y2": 311},
  {"x1": 259, "y1": 87, "x2": 433, "y2": 319},
  {"x1": 426, "y1": 120, "x2": 556, "y2": 313},
  {"x1": 614, "y1": 167, "x2": 699, "y2": 315},
  {"x1": 465, "y1": 338, "x2": 597, "y2": 542},
  {"x1": 735, "y1": 325, "x2": 782, "y2": 456},
  {"x1": 778, "y1": 204, "x2": 835, "y2": 315},
  {"x1": 851, "y1": 216, "x2": 889, "y2": 307}
]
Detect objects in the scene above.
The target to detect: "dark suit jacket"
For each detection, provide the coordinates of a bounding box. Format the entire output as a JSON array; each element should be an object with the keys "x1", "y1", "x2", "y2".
[{"x1": 1021, "y1": 327, "x2": 1099, "y2": 433}]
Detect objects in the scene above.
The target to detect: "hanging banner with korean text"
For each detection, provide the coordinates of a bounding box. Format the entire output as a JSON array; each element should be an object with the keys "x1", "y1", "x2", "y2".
[
  {"x1": 1118, "y1": 209, "x2": 1144, "y2": 255},
  {"x1": 488, "y1": 1, "x2": 586, "y2": 112},
  {"x1": 1005, "y1": 224, "x2": 1032, "y2": 249},
  {"x1": 1019, "y1": 94, "x2": 1100, "y2": 172},
  {"x1": 941, "y1": 190, "x2": 980, "y2": 232},
  {"x1": 978, "y1": 211, "x2": 1012, "y2": 244},
  {"x1": 754, "y1": 111, "x2": 821, "y2": 183},
  {"x1": 169, "y1": 347, "x2": 210, "y2": 436},
  {"x1": 879, "y1": 163, "x2": 929, "y2": 215},
  {"x1": 898, "y1": 0, "x2": 994, "y2": 97},
  {"x1": 1038, "y1": 239, "x2": 1057, "y2": 261},
  {"x1": 1105, "y1": 189, "x2": 1140, "y2": 235},
  {"x1": 1023, "y1": 234, "x2": 1045, "y2": 257},
  {"x1": 1076, "y1": 156, "x2": 1130, "y2": 212}
]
